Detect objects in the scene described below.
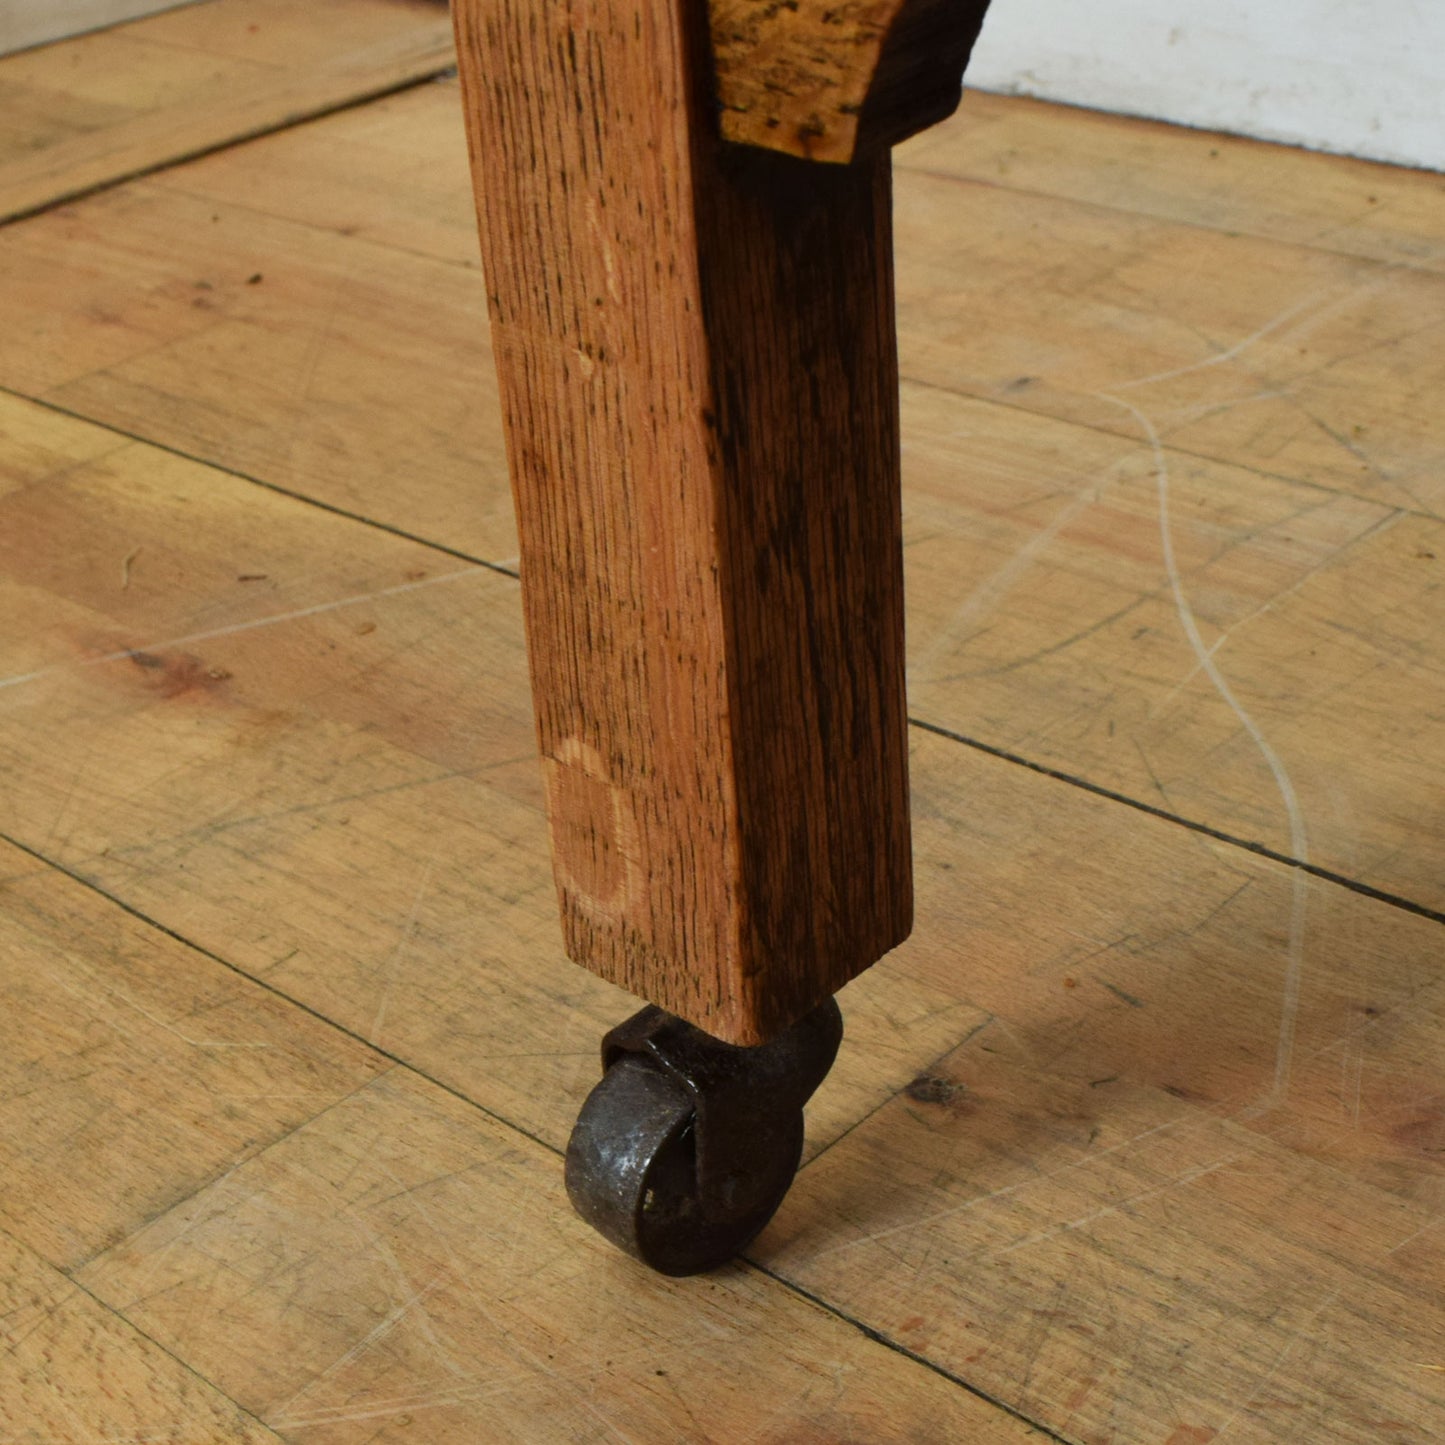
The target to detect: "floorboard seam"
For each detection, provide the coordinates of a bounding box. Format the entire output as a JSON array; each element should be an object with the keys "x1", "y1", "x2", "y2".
[
  {"x1": 896, "y1": 150, "x2": 1435, "y2": 272},
  {"x1": 0, "y1": 384, "x2": 513, "y2": 576},
  {"x1": 0, "y1": 828, "x2": 559, "y2": 1161},
  {"x1": 900, "y1": 369, "x2": 1445, "y2": 529},
  {"x1": 65, "y1": 1071, "x2": 397, "y2": 1278},
  {"x1": 910, "y1": 715, "x2": 1445, "y2": 927},
  {"x1": 0, "y1": 1217, "x2": 281, "y2": 1442},
  {"x1": 748, "y1": 1263, "x2": 1078, "y2": 1444},
  {"x1": 1, "y1": 830, "x2": 1058, "y2": 1436},
  {"x1": 0, "y1": 66, "x2": 458, "y2": 230}
]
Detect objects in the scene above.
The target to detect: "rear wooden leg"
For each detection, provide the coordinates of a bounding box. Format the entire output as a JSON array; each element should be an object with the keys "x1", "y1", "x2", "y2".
[{"x1": 453, "y1": 0, "x2": 991, "y2": 1270}]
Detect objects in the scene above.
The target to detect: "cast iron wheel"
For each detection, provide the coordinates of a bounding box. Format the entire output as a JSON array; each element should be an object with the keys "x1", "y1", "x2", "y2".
[{"x1": 564, "y1": 999, "x2": 843, "y2": 1276}]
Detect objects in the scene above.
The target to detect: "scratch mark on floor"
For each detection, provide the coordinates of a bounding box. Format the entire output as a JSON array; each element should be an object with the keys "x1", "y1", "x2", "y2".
[
  {"x1": 269, "y1": 1379, "x2": 534, "y2": 1431},
  {"x1": 1111, "y1": 291, "x2": 1327, "y2": 392},
  {"x1": 808, "y1": 1108, "x2": 1221, "y2": 1260},
  {"x1": 278, "y1": 1268, "x2": 454, "y2": 1412},
  {"x1": 1152, "y1": 388, "x2": 1289, "y2": 429},
  {"x1": 41, "y1": 950, "x2": 272, "y2": 1052},
  {"x1": 0, "y1": 567, "x2": 484, "y2": 694},
  {"x1": 989, "y1": 1156, "x2": 1238, "y2": 1262},
  {"x1": 1143, "y1": 507, "x2": 1403, "y2": 721},
  {"x1": 1387, "y1": 1218, "x2": 1445, "y2": 1257},
  {"x1": 368, "y1": 857, "x2": 436, "y2": 1046},
  {"x1": 266, "y1": 1181, "x2": 477, "y2": 1429},
  {"x1": 1098, "y1": 393, "x2": 1311, "y2": 1115},
  {"x1": 350, "y1": 1162, "x2": 643, "y2": 1445},
  {"x1": 908, "y1": 462, "x2": 1116, "y2": 686},
  {"x1": 1209, "y1": 1285, "x2": 1344, "y2": 1441}
]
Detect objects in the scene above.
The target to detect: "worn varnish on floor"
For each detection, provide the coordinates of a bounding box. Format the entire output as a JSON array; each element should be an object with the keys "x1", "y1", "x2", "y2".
[{"x1": 1, "y1": 7, "x2": 1443, "y2": 1442}]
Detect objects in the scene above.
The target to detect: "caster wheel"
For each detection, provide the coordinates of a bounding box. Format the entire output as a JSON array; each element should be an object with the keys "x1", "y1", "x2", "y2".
[{"x1": 564, "y1": 998, "x2": 843, "y2": 1276}]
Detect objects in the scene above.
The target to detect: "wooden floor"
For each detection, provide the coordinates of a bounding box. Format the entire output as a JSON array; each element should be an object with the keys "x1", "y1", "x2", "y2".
[{"x1": 3, "y1": 4, "x2": 1444, "y2": 1441}]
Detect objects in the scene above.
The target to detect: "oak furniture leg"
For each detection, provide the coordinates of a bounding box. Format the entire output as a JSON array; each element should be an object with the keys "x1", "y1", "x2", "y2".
[{"x1": 453, "y1": 0, "x2": 991, "y2": 1272}]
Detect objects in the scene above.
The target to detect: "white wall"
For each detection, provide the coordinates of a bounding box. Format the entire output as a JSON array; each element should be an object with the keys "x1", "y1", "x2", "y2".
[
  {"x1": 0, "y1": 0, "x2": 199, "y2": 57},
  {"x1": 966, "y1": 0, "x2": 1445, "y2": 172}
]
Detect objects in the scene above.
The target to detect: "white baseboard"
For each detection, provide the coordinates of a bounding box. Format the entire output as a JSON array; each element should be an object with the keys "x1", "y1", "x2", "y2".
[
  {"x1": 966, "y1": 0, "x2": 1445, "y2": 172},
  {"x1": 0, "y1": 0, "x2": 203, "y2": 57}
]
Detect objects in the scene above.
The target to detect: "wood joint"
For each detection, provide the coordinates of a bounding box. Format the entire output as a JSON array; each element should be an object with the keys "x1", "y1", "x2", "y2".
[{"x1": 707, "y1": 0, "x2": 995, "y2": 163}]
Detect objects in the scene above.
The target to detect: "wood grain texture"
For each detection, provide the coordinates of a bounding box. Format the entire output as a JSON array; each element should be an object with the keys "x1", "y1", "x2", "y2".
[
  {"x1": 0, "y1": 1230, "x2": 283, "y2": 1444},
  {"x1": 759, "y1": 732, "x2": 1445, "y2": 1443},
  {"x1": 0, "y1": 0, "x2": 196, "y2": 58},
  {"x1": 1, "y1": 81, "x2": 1442, "y2": 912},
  {"x1": 0, "y1": 176, "x2": 513, "y2": 555},
  {"x1": 899, "y1": 88, "x2": 1445, "y2": 274},
  {"x1": 454, "y1": 0, "x2": 911, "y2": 1042},
  {"x1": 6, "y1": 391, "x2": 1443, "y2": 1436},
  {"x1": 0, "y1": 0, "x2": 456, "y2": 223},
  {"x1": 0, "y1": 840, "x2": 387, "y2": 1270},
  {"x1": 76, "y1": 1070, "x2": 1045, "y2": 1442},
  {"x1": 2, "y1": 74, "x2": 1438, "y2": 541},
  {"x1": 895, "y1": 382, "x2": 1445, "y2": 917},
  {"x1": 0, "y1": 403, "x2": 1037, "y2": 1437},
  {"x1": 887, "y1": 166, "x2": 1445, "y2": 521},
  {"x1": 708, "y1": 0, "x2": 993, "y2": 163}
]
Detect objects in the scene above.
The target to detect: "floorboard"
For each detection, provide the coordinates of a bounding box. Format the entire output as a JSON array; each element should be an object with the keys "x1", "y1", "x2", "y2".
[
  {"x1": 1, "y1": 1229, "x2": 284, "y2": 1444},
  {"x1": 0, "y1": 0, "x2": 455, "y2": 223},
  {"x1": 0, "y1": 391, "x2": 987, "y2": 1164},
  {"x1": 3, "y1": 388, "x2": 1443, "y2": 1440},
  {"x1": 897, "y1": 91, "x2": 1445, "y2": 274},
  {"x1": 76, "y1": 1068, "x2": 1048, "y2": 1442}
]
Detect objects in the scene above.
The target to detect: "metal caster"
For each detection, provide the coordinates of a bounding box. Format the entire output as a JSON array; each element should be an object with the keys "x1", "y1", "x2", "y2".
[{"x1": 564, "y1": 998, "x2": 843, "y2": 1276}]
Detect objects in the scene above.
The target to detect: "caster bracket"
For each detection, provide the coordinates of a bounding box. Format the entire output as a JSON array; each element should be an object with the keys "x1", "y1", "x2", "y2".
[
  {"x1": 566, "y1": 999, "x2": 843, "y2": 1274},
  {"x1": 599, "y1": 1002, "x2": 843, "y2": 1212}
]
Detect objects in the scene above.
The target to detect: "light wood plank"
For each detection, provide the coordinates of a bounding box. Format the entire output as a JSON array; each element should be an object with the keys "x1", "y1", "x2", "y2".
[
  {"x1": 76, "y1": 1069, "x2": 1046, "y2": 1442},
  {"x1": 0, "y1": 0, "x2": 456, "y2": 223},
  {"x1": 6, "y1": 387, "x2": 1445, "y2": 1436},
  {"x1": 0, "y1": 834, "x2": 387, "y2": 1268},
  {"x1": 889, "y1": 162, "x2": 1445, "y2": 520},
  {"x1": 900, "y1": 90, "x2": 1445, "y2": 275},
  {"x1": 0, "y1": 1229, "x2": 282, "y2": 1444},
  {"x1": 148, "y1": 80, "x2": 482, "y2": 266},
  {"x1": 119, "y1": 0, "x2": 442, "y2": 62},
  {"x1": 0, "y1": 25, "x2": 262, "y2": 158},
  {"x1": 898, "y1": 381, "x2": 1445, "y2": 915},
  {"x1": 760, "y1": 728, "x2": 1445, "y2": 1443},
  {"x1": 2, "y1": 73, "x2": 1440, "y2": 536},
  {"x1": 0, "y1": 178, "x2": 513, "y2": 556},
  {"x1": 0, "y1": 383, "x2": 129, "y2": 500},
  {"x1": 3, "y1": 76, "x2": 1444, "y2": 1437}
]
